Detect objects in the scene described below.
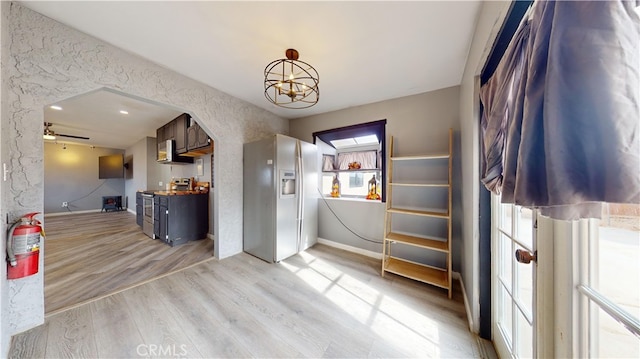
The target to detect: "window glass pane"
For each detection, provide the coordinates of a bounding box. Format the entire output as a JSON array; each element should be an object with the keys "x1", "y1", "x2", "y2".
[
  {"x1": 514, "y1": 243, "x2": 533, "y2": 319},
  {"x1": 330, "y1": 138, "x2": 356, "y2": 148},
  {"x1": 349, "y1": 173, "x2": 364, "y2": 187},
  {"x1": 517, "y1": 207, "x2": 534, "y2": 251},
  {"x1": 500, "y1": 232, "x2": 512, "y2": 292},
  {"x1": 516, "y1": 309, "x2": 533, "y2": 358},
  {"x1": 594, "y1": 204, "x2": 640, "y2": 319},
  {"x1": 586, "y1": 203, "x2": 640, "y2": 358},
  {"x1": 354, "y1": 134, "x2": 378, "y2": 145},
  {"x1": 591, "y1": 302, "x2": 640, "y2": 358},
  {"x1": 499, "y1": 285, "x2": 513, "y2": 346},
  {"x1": 321, "y1": 175, "x2": 334, "y2": 195},
  {"x1": 500, "y1": 203, "x2": 513, "y2": 235},
  {"x1": 321, "y1": 171, "x2": 380, "y2": 198}
]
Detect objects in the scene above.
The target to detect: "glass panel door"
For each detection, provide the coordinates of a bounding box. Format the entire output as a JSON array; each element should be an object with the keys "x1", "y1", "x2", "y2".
[
  {"x1": 579, "y1": 203, "x2": 640, "y2": 358},
  {"x1": 492, "y1": 194, "x2": 535, "y2": 358}
]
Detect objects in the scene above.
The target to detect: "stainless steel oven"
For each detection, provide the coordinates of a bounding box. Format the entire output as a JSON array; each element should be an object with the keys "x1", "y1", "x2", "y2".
[{"x1": 142, "y1": 193, "x2": 155, "y2": 238}]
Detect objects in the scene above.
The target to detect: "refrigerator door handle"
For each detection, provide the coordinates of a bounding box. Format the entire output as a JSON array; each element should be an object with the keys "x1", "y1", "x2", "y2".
[{"x1": 296, "y1": 140, "x2": 304, "y2": 252}]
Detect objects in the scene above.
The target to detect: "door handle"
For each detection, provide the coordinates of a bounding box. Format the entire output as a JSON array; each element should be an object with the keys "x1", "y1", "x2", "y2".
[{"x1": 515, "y1": 249, "x2": 537, "y2": 264}]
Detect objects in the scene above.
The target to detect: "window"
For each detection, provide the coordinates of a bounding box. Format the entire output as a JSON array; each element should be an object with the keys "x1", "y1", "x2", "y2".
[
  {"x1": 321, "y1": 170, "x2": 381, "y2": 198},
  {"x1": 313, "y1": 119, "x2": 386, "y2": 201},
  {"x1": 579, "y1": 203, "x2": 640, "y2": 358}
]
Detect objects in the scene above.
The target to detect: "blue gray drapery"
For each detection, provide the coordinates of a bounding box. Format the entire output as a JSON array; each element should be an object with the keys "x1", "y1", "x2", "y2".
[{"x1": 480, "y1": 0, "x2": 640, "y2": 220}]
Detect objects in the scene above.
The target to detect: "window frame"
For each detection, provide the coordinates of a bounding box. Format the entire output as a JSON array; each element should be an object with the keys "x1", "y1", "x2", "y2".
[{"x1": 313, "y1": 119, "x2": 386, "y2": 202}]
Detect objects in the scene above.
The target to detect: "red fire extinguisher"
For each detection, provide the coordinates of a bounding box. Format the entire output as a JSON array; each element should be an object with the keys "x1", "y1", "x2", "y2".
[{"x1": 6, "y1": 212, "x2": 42, "y2": 279}]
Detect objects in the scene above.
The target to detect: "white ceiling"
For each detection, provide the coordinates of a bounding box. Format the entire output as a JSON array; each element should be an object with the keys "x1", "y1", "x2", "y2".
[
  {"x1": 44, "y1": 89, "x2": 184, "y2": 149},
  {"x1": 22, "y1": 1, "x2": 482, "y2": 149}
]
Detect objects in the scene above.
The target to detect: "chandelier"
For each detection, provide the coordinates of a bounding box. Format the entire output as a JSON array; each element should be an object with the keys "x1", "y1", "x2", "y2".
[{"x1": 264, "y1": 49, "x2": 319, "y2": 109}]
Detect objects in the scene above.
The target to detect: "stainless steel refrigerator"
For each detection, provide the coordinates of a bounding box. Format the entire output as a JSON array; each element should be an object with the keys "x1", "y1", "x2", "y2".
[{"x1": 243, "y1": 134, "x2": 318, "y2": 262}]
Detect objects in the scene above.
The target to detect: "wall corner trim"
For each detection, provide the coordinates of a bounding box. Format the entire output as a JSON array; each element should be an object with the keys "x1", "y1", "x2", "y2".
[{"x1": 453, "y1": 271, "x2": 476, "y2": 333}]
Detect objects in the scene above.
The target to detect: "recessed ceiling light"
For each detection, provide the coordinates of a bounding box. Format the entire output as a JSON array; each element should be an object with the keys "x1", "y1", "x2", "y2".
[
  {"x1": 119, "y1": 110, "x2": 129, "y2": 115},
  {"x1": 50, "y1": 105, "x2": 62, "y2": 111}
]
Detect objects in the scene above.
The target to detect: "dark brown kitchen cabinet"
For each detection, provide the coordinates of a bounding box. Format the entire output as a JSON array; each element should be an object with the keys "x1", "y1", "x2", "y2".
[
  {"x1": 173, "y1": 113, "x2": 189, "y2": 154},
  {"x1": 187, "y1": 121, "x2": 211, "y2": 152},
  {"x1": 156, "y1": 113, "x2": 189, "y2": 154},
  {"x1": 153, "y1": 193, "x2": 208, "y2": 247},
  {"x1": 156, "y1": 120, "x2": 175, "y2": 142},
  {"x1": 156, "y1": 126, "x2": 164, "y2": 143},
  {"x1": 163, "y1": 120, "x2": 175, "y2": 141}
]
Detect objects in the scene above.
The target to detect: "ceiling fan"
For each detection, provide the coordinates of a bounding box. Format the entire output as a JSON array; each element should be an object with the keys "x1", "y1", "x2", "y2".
[{"x1": 43, "y1": 122, "x2": 90, "y2": 140}]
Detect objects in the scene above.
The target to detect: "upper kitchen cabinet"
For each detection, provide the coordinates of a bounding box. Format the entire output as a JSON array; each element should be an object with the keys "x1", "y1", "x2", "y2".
[
  {"x1": 173, "y1": 113, "x2": 189, "y2": 154},
  {"x1": 156, "y1": 113, "x2": 213, "y2": 157},
  {"x1": 187, "y1": 120, "x2": 212, "y2": 153},
  {"x1": 156, "y1": 118, "x2": 176, "y2": 143}
]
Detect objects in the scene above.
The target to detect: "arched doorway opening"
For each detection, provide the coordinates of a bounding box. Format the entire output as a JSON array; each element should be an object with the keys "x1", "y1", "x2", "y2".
[{"x1": 42, "y1": 88, "x2": 219, "y2": 314}]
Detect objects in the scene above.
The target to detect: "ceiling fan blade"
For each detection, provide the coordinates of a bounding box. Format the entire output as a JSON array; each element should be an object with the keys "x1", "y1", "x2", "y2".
[{"x1": 58, "y1": 133, "x2": 90, "y2": 140}]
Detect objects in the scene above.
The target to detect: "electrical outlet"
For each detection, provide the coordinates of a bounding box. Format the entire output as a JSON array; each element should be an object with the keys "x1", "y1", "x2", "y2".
[
  {"x1": 61, "y1": 202, "x2": 68, "y2": 207},
  {"x1": 159, "y1": 181, "x2": 163, "y2": 187}
]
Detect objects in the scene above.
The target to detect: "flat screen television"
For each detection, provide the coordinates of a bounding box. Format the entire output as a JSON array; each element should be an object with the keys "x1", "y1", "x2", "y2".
[{"x1": 99, "y1": 154, "x2": 124, "y2": 179}]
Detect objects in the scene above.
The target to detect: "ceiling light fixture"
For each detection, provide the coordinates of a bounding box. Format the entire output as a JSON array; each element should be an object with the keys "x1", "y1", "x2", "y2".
[
  {"x1": 50, "y1": 105, "x2": 62, "y2": 111},
  {"x1": 264, "y1": 49, "x2": 319, "y2": 109},
  {"x1": 119, "y1": 110, "x2": 129, "y2": 115}
]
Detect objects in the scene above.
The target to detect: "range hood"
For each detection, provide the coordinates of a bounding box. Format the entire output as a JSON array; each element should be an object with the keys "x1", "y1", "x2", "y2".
[{"x1": 157, "y1": 139, "x2": 193, "y2": 165}]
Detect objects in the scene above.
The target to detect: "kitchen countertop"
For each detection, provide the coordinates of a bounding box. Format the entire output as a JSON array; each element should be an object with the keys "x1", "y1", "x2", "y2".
[
  {"x1": 154, "y1": 190, "x2": 209, "y2": 196},
  {"x1": 138, "y1": 190, "x2": 208, "y2": 196}
]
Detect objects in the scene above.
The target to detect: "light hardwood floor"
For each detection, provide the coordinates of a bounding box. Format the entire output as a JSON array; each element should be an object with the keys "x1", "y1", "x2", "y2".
[
  {"x1": 10, "y1": 242, "x2": 481, "y2": 358},
  {"x1": 43, "y1": 211, "x2": 214, "y2": 314}
]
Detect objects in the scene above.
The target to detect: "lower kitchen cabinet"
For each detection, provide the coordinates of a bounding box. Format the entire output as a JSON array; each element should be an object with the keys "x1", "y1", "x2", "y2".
[
  {"x1": 153, "y1": 193, "x2": 208, "y2": 246},
  {"x1": 135, "y1": 192, "x2": 143, "y2": 227}
]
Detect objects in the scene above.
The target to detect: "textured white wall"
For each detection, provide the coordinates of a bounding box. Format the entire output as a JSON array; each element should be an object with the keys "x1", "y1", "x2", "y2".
[
  {"x1": 0, "y1": 2, "x2": 287, "y2": 351},
  {"x1": 0, "y1": 2, "x2": 7, "y2": 355}
]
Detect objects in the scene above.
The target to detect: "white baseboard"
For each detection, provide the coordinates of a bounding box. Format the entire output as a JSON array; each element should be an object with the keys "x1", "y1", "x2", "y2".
[
  {"x1": 317, "y1": 237, "x2": 382, "y2": 259},
  {"x1": 452, "y1": 271, "x2": 474, "y2": 331},
  {"x1": 207, "y1": 233, "x2": 215, "y2": 241},
  {"x1": 127, "y1": 208, "x2": 136, "y2": 215},
  {"x1": 44, "y1": 209, "x2": 103, "y2": 218}
]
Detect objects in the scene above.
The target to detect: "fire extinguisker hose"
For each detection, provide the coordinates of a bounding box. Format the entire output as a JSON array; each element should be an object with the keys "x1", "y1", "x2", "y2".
[{"x1": 6, "y1": 220, "x2": 20, "y2": 267}]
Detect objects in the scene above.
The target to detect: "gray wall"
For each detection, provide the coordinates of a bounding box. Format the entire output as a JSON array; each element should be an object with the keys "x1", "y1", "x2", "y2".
[
  {"x1": 290, "y1": 87, "x2": 462, "y2": 269},
  {"x1": 0, "y1": 3, "x2": 287, "y2": 354},
  {"x1": 458, "y1": 1, "x2": 511, "y2": 333},
  {"x1": 124, "y1": 137, "x2": 147, "y2": 210},
  {"x1": 44, "y1": 142, "x2": 125, "y2": 213}
]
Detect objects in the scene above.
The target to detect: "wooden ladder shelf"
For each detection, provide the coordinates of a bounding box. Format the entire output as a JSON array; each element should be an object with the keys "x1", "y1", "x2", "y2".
[{"x1": 381, "y1": 129, "x2": 453, "y2": 298}]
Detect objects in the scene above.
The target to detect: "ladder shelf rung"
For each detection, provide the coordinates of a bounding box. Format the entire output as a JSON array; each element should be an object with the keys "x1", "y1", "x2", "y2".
[
  {"x1": 385, "y1": 232, "x2": 449, "y2": 252},
  {"x1": 382, "y1": 257, "x2": 449, "y2": 289},
  {"x1": 389, "y1": 182, "x2": 450, "y2": 188},
  {"x1": 391, "y1": 154, "x2": 449, "y2": 161},
  {"x1": 387, "y1": 207, "x2": 449, "y2": 218}
]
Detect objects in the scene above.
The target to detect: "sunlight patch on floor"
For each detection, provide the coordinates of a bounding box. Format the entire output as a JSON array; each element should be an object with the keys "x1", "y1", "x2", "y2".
[{"x1": 284, "y1": 251, "x2": 443, "y2": 356}]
